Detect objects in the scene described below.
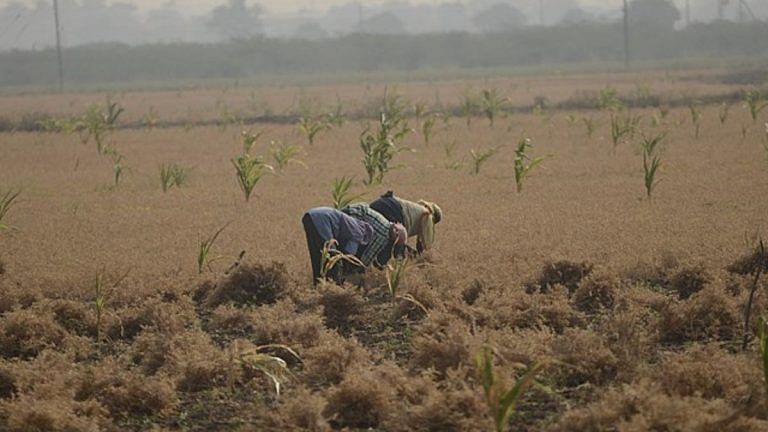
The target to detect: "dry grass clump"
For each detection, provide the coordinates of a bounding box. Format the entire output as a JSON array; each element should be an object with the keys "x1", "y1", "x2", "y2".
[
  {"x1": 657, "y1": 284, "x2": 741, "y2": 344},
  {"x1": 398, "y1": 373, "x2": 488, "y2": 432},
  {"x1": 654, "y1": 344, "x2": 765, "y2": 414},
  {"x1": 462, "y1": 279, "x2": 484, "y2": 305},
  {"x1": 571, "y1": 273, "x2": 618, "y2": 313},
  {"x1": 528, "y1": 260, "x2": 594, "y2": 294},
  {"x1": 0, "y1": 308, "x2": 67, "y2": 359},
  {"x1": 199, "y1": 262, "x2": 290, "y2": 308},
  {"x1": 207, "y1": 299, "x2": 325, "y2": 348},
  {"x1": 595, "y1": 301, "x2": 654, "y2": 382},
  {"x1": 49, "y1": 299, "x2": 96, "y2": 337},
  {"x1": 0, "y1": 395, "x2": 105, "y2": 432},
  {"x1": 410, "y1": 312, "x2": 477, "y2": 377},
  {"x1": 394, "y1": 283, "x2": 444, "y2": 320},
  {"x1": 621, "y1": 253, "x2": 679, "y2": 287},
  {"x1": 485, "y1": 327, "x2": 556, "y2": 366},
  {"x1": 107, "y1": 293, "x2": 197, "y2": 341},
  {"x1": 554, "y1": 379, "x2": 768, "y2": 432},
  {"x1": 323, "y1": 366, "x2": 396, "y2": 429},
  {"x1": 726, "y1": 247, "x2": 768, "y2": 275},
  {"x1": 551, "y1": 328, "x2": 619, "y2": 387},
  {"x1": 129, "y1": 329, "x2": 231, "y2": 393},
  {"x1": 301, "y1": 333, "x2": 371, "y2": 386},
  {"x1": 476, "y1": 285, "x2": 585, "y2": 333},
  {"x1": 274, "y1": 386, "x2": 330, "y2": 432},
  {"x1": 75, "y1": 360, "x2": 176, "y2": 419},
  {"x1": 318, "y1": 284, "x2": 365, "y2": 332},
  {"x1": 669, "y1": 264, "x2": 712, "y2": 299},
  {"x1": 0, "y1": 365, "x2": 17, "y2": 399}
]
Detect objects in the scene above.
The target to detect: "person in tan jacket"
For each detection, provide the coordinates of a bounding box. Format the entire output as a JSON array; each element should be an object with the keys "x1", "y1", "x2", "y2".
[{"x1": 369, "y1": 191, "x2": 442, "y2": 254}]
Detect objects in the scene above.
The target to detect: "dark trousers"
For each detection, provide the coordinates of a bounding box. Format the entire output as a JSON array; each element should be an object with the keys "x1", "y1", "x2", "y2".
[{"x1": 302, "y1": 213, "x2": 324, "y2": 284}]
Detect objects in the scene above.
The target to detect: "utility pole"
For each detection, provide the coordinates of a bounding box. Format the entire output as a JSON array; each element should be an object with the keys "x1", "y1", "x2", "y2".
[
  {"x1": 53, "y1": 0, "x2": 64, "y2": 90},
  {"x1": 623, "y1": 0, "x2": 630, "y2": 69}
]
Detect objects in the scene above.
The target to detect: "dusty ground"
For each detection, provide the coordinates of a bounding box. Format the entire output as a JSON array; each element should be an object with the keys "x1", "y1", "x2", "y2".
[{"x1": 1, "y1": 70, "x2": 768, "y2": 431}]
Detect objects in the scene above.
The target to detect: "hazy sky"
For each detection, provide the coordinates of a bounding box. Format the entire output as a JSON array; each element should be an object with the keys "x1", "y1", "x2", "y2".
[{"x1": 0, "y1": 0, "x2": 607, "y2": 15}]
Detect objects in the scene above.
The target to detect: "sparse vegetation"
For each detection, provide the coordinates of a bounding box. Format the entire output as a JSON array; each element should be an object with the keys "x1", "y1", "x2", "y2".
[
  {"x1": 298, "y1": 116, "x2": 330, "y2": 146},
  {"x1": 688, "y1": 100, "x2": 702, "y2": 139},
  {"x1": 0, "y1": 189, "x2": 20, "y2": 230},
  {"x1": 470, "y1": 147, "x2": 496, "y2": 175},
  {"x1": 160, "y1": 163, "x2": 190, "y2": 192},
  {"x1": 360, "y1": 112, "x2": 411, "y2": 185},
  {"x1": 641, "y1": 133, "x2": 664, "y2": 200},
  {"x1": 513, "y1": 138, "x2": 547, "y2": 193},
  {"x1": 331, "y1": 176, "x2": 363, "y2": 210},
  {"x1": 745, "y1": 90, "x2": 767, "y2": 123},
  {"x1": 481, "y1": 88, "x2": 506, "y2": 127},
  {"x1": 232, "y1": 152, "x2": 272, "y2": 202},
  {"x1": 270, "y1": 141, "x2": 305, "y2": 171},
  {"x1": 197, "y1": 224, "x2": 227, "y2": 274},
  {"x1": 75, "y1": 100, "x2": 124, "y2": 155}
]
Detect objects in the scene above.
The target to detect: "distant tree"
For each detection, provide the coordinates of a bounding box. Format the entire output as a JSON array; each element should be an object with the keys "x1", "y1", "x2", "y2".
[
  {"x1": 628, "y1": 0, "x2": 680, "y2": 31},
  {"x1": 206, "y1": 0, "x2": 264, "y2": 40},
  {"x1": 472, "y1": 3, "x2": 527, "y2": 33},
  {"x1": 293, "y1": 22, "x2": 329, "y2": 40},
  {"x1": 357, "y1": 11, "x2": 407, "y2": 35}
]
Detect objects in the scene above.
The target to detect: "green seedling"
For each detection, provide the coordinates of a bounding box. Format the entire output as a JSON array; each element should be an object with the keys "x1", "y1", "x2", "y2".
[
  {"x1": 385, "y1": 255, "x2": 408, "y2": 301},
  {"x1": 481, "y1": 88, "x2": 507, "y2": 127},
  {"x1": 197, "y1": 224, "x2": 228, "y2": 274},
  {"x1": 460, "y1": 92, "x2": 480, "y2": 128},
  {"x1": 470, "y1": 148, "x2": 496, "y2": 175},
  {"x1": 476, "y1": 345, "x2": 551, "y2": 432},
  {"x1": 514, "y1": 138, "x2": 547, "y2": 193},
  {"x1": 640, "y1": 133, "x2": 664, "y2": 200},
  {"x1": 745, "y1": 90, "x2": 767, "y2": 123},
  {"x1": 582, "y1": 116, "x2": 595, "y2": 138},
  {"x1": 298, "y1": 116, "x2": 330, "y2": 146},
  {"x1": 270, "y1": 141, "x2": 305, "y2": 171},
  {"x1": 232, "y1": 153, "x2": 272, "y2": 202},
  {"x1": 0, "y1": 189, "x2": 20, "y2": 230},
  {"x1": 719, "y1": 103, "x2": 730, "y2": 124},
  {"x1": 331, "y1": 176, "x2": 363, "y2": 210},
  {"x1": 160, "y1": 163, "x2": 190, "y2": 192},
  {"x1": 360, "y1": 112, "x2": 411, "y2": 185},
  {"x1": 421, "y1": 115, "x2": 437, "y2": 146},
  {"x1": 241, "y1": 130, "x2": 263, "y2": 154},
  {"x1": 688, "y1": 101, "x2": 702, "y2": 139}
]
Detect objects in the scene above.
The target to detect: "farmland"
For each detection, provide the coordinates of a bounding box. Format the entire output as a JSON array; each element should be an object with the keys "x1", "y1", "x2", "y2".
[{"x1": 1, "y1": 68, "x2": 768, "y2": 431}]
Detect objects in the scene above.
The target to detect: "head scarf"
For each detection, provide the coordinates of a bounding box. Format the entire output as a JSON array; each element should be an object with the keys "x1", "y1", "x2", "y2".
[{"x1": 418, "y1": 200, "x2": 442, "y2": 224}]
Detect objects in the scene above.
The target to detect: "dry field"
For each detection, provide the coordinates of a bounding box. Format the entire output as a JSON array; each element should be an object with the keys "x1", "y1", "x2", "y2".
[{"x1": 1, "y1": 69, "x2": 768, "y2": 431}]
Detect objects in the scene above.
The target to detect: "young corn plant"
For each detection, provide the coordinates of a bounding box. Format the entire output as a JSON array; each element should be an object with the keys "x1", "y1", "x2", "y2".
[
  {"x1": 331, "y1": 176, "x2": 363, "y2": 209},
  {"x1": 241, "y1": 130, "x2": 263, "y2": 154},
  {"x1": 688, "y1": 101, "x2": 702, "y2": 139},
  {"x1": 745, "y1": 90, "x2": 767, "y2": 123},
  {"x1": 93, "y1": 269, "x2": 128, "y2": 349},
  {"x1": 460, "y1": 92, "x2": 480, "y2": 128},
  {"x1": 599, "y1": 87, "x2": 624, "y2": 111},
  {"x1": 421, "y1": 115, "x2": 437, "y2": 146},
  {"x1": 719, "y1": 103, "x2": 730, "y2": 124},
  {"x1": 232, "y1": 153, "x2": 272, "y2": 202},
  {"x1": 360, "y1": 112, "x2": 411, "y2": 185},
  {"x1": 160, "y1": 163, "x2": 190, "y2": 192},
  {"x1": 324, "y1": 98, "x2": 346, "y2": 128},
  {"x1": 476, "y1": 346, "x2": 550, "y2": 432},
  {"x1": 470, "y1": 148, "x2": 496, "y2": 175},
  {"x1": 582, "y1": 116, "x2": 595, "y2": 138},
  {"x1": 76, "y1": 101, "x2": 124, "y2": 154},
  {"x1": 0, "y1": 189, "x2": 21, "y2": 230},
  {"x1": 298, "y1": 116, "x2": 330, "y2": 146},
  {"x1": 481, "y1": 88, "x2": 507, "y2": 127},
  {"x1": 197, "y1": 224, "x2": 227, "y2": 274},
  {"x1": 641, "y1": 133, "x2": 664, "y2": 200},
  {"x1": 385, "y1": 256, "x2": 408, "y2": 302},
  {"x1": 270, "y1": 141, "x2": 305, "y2": 172},
  {"x1": 610, "y1": 113, "x2": 631, "y2": 149},
  {"x1": 514, "y1": 138, "x2": 547, "y2": 193}
]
